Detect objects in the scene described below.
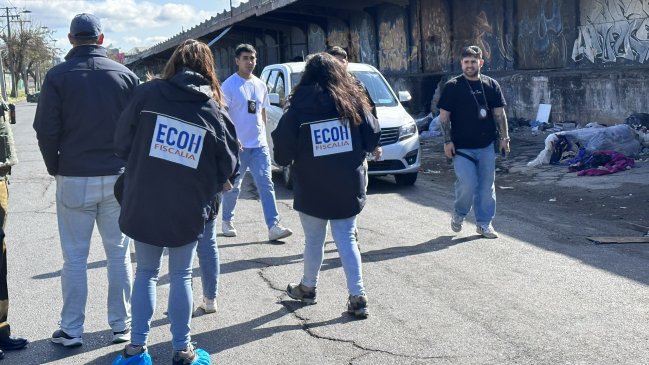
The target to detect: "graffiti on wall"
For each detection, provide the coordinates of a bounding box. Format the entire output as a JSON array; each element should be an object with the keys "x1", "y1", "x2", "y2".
[
  {"x1": 421, "y1": 0, "x2": 452, "y2": 72},
  {"x1": 517, "y1": 0, "x2": 568, "y2": 69},
  {"x1": 572, "y1": 0, "x2": 649, "y2": 63},
  {"x1": 350, "y1": 12, "x2": 378, "y2": 66},
  {"x1": 377, "y1": 6, "x2": 409, "y2": 72},
  {"x1": 453, "y1": 0, "x2": 514, "y2": 72},
  {"x1": 327, "y1": 18, "x2": 349, "y2": 50}
]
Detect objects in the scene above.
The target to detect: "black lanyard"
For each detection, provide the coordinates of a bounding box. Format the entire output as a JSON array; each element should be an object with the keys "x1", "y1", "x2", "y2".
[{"x1": 465, "y1": 76, "x2": 489, "y2": 110}]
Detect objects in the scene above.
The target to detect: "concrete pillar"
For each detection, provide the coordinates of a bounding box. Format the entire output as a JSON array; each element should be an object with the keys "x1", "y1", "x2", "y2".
[
  {"x1": 327, "y1": 18, "x2": 349, "y2": 50},
  {"x1": 350, "y1": 12, "x2": 378, "y2": 66},
  {"x1": 308, "y1": 24, "x2": 326, "y2": 54},
  {"x1": 376, "y1": 3, "x2": 409, "y2": 72}
]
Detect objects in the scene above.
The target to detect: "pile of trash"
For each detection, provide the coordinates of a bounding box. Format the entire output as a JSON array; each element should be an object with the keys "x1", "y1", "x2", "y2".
[
  {"x1": 416, "y1": 112, "x2": 442, "y2": 139},
  {"x1": 527, "y1": 123, "x2": 643, "y2": 176},
  {"x1": 625, "y1": 113, "x2": 649, "y2": 157}
]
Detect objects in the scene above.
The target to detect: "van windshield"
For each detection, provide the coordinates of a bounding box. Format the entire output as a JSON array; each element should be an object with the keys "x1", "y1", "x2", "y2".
[
  {"x1": 350, "y1": 71, "x2": 397, "y2": 107},
  {"x1": 290, "y1": 71, "x2": 398, "y2": 107}
]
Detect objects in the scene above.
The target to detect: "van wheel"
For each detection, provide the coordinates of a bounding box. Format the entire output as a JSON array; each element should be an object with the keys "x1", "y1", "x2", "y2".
[
  {"x1": 283, "y1": 166, "x2": 294, "y2": 190},
  {"x1": 395, "y1": 172, "x2": 417, "y2": 186}
]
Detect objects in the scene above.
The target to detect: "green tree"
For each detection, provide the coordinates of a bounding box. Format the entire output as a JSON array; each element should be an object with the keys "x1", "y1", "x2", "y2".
[{"x1": 1, "y1": 22, "x2": 57, "y2": 97}]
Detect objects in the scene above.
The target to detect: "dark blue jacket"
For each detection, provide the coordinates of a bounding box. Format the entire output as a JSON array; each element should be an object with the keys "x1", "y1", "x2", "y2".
[
  {"x1": 115, "y1": 68, "x2": 239, "y2": 247},
  {"x1": 271, "y1": 83, "x2": 381, "y2": 219},
  {"x1": 33, "y1": 45, "x2": 139, "y2": 176}
]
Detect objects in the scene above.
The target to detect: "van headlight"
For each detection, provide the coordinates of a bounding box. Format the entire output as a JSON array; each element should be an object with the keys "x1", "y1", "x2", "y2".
[{"x1": 398, "y1": 121, "x2": 417, "y2": 140}]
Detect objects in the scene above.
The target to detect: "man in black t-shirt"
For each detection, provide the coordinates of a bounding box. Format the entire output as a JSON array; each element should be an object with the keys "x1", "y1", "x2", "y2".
[{"x1": 437, "y1": 46, "x2": 510, "y2": 239}]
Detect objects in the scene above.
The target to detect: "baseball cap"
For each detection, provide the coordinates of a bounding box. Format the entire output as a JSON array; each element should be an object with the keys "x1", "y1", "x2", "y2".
[{"x1": 69, "y1": 13, "x2": 102, "y2": 38}]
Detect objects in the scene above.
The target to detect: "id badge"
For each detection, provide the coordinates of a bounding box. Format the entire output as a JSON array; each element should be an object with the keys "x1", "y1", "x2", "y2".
[
  {"x1": 247, "y1": 99, "x2": 257, "y2": 114},
  {"x1": 478, "y1": 107, "x2": 488, "y2": 120}
]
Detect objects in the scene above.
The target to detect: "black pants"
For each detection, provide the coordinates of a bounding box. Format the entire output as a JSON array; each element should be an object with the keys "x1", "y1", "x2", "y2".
[{"x1": 0, "y1": 180, "x2": 11, "y2": 338}]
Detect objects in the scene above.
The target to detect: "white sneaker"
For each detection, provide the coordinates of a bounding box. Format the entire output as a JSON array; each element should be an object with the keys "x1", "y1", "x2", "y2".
[
  {"x1": 112, "y1": 327, "x2": 131, "y2": 344},
  {"x1": 198, "y1": 297, "x2": 217, "y2": 314},
  {"x1": 269, "y1": 224, "x2": 293, "y2": 241},
  {"x1": 476, "y1": 224, "x2": 499, "y2": 239},
  {"x1": 222, "y1": 220, "x2": 237, "y2": 237}
]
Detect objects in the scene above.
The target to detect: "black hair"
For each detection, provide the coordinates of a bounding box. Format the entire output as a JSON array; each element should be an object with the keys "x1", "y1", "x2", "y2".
[
  {"x1": 235, "y1": 44, "x2": 256, "y2": 57},
  {"x1": 326, "y1": 46, "x2": 347, "y2": 59},
  {"x1": 461, "y1": 45, "x2": 483, "y2": 59}
]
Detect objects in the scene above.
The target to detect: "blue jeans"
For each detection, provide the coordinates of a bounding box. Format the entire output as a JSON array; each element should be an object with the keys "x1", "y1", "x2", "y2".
[
  {"x1": 299, "y1": 212, "x2": 365, "y2": 296},
  {"x1": 55, "y1": 175, "x2": 132, "y2": 337},
  {"x1": 130, "y1": 241, "x2": 196, "y2": 351},
  {"x1": 452, "y1": 143, "x2": 496, "y2": 226},
  {"x1": 221, "y1": 146, "x2": 279, "y2": 228},
  {"x1": 196, "y1": 219, "x2": 219, "y2": 299}
]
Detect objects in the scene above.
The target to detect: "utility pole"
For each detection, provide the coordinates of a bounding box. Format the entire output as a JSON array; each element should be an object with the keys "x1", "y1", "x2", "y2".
[{"x1": 0, "y1": 50, "x2": 6, "y2": 100}]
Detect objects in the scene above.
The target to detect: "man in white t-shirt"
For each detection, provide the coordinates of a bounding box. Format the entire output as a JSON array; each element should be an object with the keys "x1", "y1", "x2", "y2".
[{"x1": 220, "y1": 44, "x2": 292, "y2": 241}]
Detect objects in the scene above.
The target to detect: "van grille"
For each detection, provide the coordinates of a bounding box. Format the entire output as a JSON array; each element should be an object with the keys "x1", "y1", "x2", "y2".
[{"x1": 380, "y1": 127, "x2": 400, "y2": 146}]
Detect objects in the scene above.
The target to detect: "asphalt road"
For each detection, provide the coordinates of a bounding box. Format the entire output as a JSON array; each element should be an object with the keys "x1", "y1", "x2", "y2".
[{"x1": 4, "y1": 102, "x2": 649, "y2": 364}]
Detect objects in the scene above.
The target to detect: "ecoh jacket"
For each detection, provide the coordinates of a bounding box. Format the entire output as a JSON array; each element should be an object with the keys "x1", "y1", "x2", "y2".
[
  {"x1": 271, "y1": 83, "x2": 381, "y2": 219},
  {"x1": 114, "y1": 68, "x2": 239, "y2": 247}
]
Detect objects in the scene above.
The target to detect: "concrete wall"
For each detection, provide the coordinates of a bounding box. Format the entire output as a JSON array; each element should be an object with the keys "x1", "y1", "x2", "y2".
[
  {"x1": 129, "y1": 0, "x2": 649, "y2": 123},
  {"x1": 430, "y1": 0, "x2": 649, "y2": 124}
]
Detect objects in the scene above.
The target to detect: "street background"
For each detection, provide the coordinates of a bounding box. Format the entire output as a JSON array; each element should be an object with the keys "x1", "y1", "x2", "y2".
[{"x1": 3, "y1": 102, "x2": 649, "y2": 364}]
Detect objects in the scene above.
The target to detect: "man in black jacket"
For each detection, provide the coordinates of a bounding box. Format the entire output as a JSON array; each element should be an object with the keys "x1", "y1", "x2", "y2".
[{"x1": 33, "y1": 13, "x2": 139, "y2": 347}]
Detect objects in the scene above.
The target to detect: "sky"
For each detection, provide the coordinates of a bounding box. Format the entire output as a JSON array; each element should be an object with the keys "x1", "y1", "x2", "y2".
[{"x1": 0, "y1": 0, "x2": 248, "y2": 55}]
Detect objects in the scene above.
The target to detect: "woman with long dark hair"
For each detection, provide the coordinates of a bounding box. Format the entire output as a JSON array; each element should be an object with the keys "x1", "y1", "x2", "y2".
[
  {"x1": 112, "y1": 39, "x2": 238, "y2": 364},
  {"x1": 271, "y1": 52, "x2": 381, "y2": 318}
]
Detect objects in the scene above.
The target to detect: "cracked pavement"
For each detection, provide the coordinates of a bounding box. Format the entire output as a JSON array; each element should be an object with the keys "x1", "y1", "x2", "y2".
[{"x1": 5, "y1": 102, "x2": 649, "y2": 364}]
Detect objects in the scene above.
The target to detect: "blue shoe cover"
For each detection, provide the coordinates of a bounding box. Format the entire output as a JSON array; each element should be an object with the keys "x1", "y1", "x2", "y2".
[
  {"x1": 192, "y1": 348, "x2": 212, "y2": 364},
  {"x1": 112, "y1": 352, "x2": 152, "y2": 365}
]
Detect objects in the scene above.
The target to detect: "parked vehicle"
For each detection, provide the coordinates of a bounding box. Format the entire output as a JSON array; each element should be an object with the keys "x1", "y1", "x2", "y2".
[
  {"x1": 27, "y1": 92, "x2": 40, "y2": 103},
  {"x1": 260, "y1": 62, "x2": 421, "y2": 188}
]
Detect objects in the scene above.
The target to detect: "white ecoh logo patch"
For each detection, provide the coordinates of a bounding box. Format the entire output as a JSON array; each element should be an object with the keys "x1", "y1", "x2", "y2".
[
  {"x1": 149, "y1": 115, "x2": 206, "y2": 169},
  {"x1": 310, "y1": 119, "x2": 352, "y2": 157}
]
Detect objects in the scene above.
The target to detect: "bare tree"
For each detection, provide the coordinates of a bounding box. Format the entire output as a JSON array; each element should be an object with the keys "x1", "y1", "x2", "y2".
[{"x1": 1, "y1": 22, "x2": 57, "y2": 97}]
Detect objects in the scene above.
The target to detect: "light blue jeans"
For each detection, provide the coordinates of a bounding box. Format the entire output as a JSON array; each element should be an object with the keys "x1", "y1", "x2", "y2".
[
  {"x1": 55, "y1": 175, "x2": 132, "y2": 338},
  {"x1": 130, "y1": 240, "x2": 197, "y2": 351},
  {"x1": 196, "y1": 219, "x2": 219, "y2": 299},
  {"x1": 452, "y1": 143, "x2": 497, "y2": 226},
  {"x1": 299, "y1": 212, "x2": 365, "y2": 296},
  {"x1": 221, "y1": 146, "x2": 279, "y2": 228}
]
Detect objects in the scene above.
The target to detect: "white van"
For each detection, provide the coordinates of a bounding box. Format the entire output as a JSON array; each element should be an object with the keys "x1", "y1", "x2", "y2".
[{"x1": 260, "y1": 62, "x2": 421, "y2": 187}]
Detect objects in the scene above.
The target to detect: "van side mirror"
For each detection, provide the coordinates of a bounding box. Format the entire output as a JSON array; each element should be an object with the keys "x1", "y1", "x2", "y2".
[
  {"x1": 269, "y1": 93, "x2": 281, "y2": 106},
  {"x1": 398, "y1": 91, "x2": 412, "y2": 103}
]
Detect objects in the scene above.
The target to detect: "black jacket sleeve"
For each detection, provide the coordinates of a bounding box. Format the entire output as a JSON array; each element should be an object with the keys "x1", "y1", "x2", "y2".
[
  {"x1": 33, "y1": 74, "x2": 62, "y2": 175},
  {"x1": 359, "y1": 110, "x2": 381, "y2": 153},
  {"x1": 271, "y1": 108, "x2": 300, "y2": 167},
  {"x1": 114, "y1": 87, "x2": 144, "y2": 160},
  {"x1": 214, "y1": 109, "x2": 240, "y2": 187}
]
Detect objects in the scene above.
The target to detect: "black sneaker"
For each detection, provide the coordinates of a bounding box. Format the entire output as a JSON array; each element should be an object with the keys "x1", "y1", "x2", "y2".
[
  {"x1": 122, "y1": 344, "x2": 147, "y2": 358},
  {"x1": 172, "y1": 344, "x2": 197, "y2": 365},
  {"x1": 51, "y1": 329, "x2": 83, "y2": 347},
  {"x1": 347, "y1": 294, "x2": 369, "y2": 319},
  {"x1": 286, "y1": 282, "x2": 317, "y2": 304},
  {"x1": 112, "y1": 327, "x2": 131, "y2": 344}
]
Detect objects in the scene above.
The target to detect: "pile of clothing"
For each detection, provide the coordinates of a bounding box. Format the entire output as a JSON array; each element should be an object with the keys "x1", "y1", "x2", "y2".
[
  {"x1": 550, "y1": 135, "x2": 635, "y2": 176},
  {"x1": 528, "y1": 124, "x2": 641, "y2": 168}
]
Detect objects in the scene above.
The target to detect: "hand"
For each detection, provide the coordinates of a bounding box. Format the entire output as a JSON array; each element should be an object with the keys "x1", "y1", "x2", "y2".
[
  {"x1": 443, "y1": 142, "x2": 455, "y2": 159},
  {"x1": 499, "y1": 139, "x2": 510, "y2": 155},
  {"x1": 372, "y1": 146, "x2": 382, "y2": 161},
  {"x1": 238, "y1": 140, "x2": 243, "y2": 151},
  {"x1": 223, "y1": 180, "x2": 233, "y2": 192}
]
